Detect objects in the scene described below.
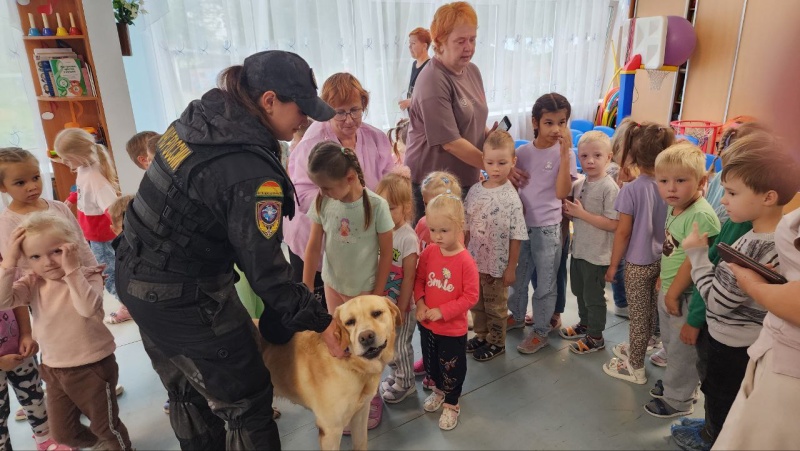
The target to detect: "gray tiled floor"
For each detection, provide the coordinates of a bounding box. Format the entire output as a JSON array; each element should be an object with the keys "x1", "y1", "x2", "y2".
[{"x1": 8, "y1": 284, "x2": 693, "y2": 450}]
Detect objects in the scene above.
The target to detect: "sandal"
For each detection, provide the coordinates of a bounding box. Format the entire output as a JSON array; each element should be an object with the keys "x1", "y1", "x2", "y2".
[
  {"x1": 569, "y1": 336, "x2": 605, "y2": 355},
  {"x1": 104, "y1": 306, "x2": 132, "y2": 324},
  {"x1": 438, "y1": 404, "x2": 460, "y2": 430},
  {"x1": 524, "y1": 312, "x2": 534, "y2": 326},
  {"x1": 649, "y1": 379, "x2": 664, "y2": 398},
  {"x1": 423, "y1": 390, "x2": 444, "y2": 412},
  {"x1": 644, "y1": 397, "x2": 693, "y2": 418},
  {"x1": 472, "y1": 343, "x2": 505, "y2": 362},
  {"x1": 559, "y1": 323, "x2": 588, "y2": 340},
  {"x1": 466, "y1": 336, "x2": 487, "y2": 353}
]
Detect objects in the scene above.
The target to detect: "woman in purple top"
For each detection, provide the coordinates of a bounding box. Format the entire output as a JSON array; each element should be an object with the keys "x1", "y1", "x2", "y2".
[
  {"x1": 405, "y1": 2, "x2": 491, "y2": 220},
  {"x1": 284, "y1": 73, "x2": 394, "y2": 307}
]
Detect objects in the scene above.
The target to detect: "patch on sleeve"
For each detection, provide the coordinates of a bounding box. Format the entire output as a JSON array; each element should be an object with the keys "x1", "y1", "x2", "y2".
[
  {"x1": 159, "y1": 126, "x2": 192, "y2": 172},
  {"x1": 256, "y1": 180, "x2": 283, "y2": 199},
  {"x1": 256, "y1": 200, "x2": 281, "y2": 239}
]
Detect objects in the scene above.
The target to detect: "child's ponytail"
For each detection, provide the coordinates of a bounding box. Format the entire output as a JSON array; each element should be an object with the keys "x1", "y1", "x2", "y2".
[{"x1": 94, "y1": 143, "x2": 121, "y2": 196}]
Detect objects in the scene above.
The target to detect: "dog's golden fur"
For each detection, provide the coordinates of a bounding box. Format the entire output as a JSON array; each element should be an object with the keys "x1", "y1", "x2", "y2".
[{"x1": 257, "y1": 295, "x2": 400, "y2": 450}]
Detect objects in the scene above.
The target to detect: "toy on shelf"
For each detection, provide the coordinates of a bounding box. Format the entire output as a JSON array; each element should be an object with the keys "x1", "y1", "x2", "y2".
[
  {"x1": 68, "y1": 12, "x2": 81, "y2": 35},
  {"x1": 41, "y1": 13, "x2": 54, "y2": 36},
  {"x1": 55, "y1": 13, "x2": 68, "y2": 36},
  {"x1": 616, "y1": 15, "x2": 697, "y2": 126},
  {"x1": 27, "y1": 12, "x2": 40, "y2": 36}
]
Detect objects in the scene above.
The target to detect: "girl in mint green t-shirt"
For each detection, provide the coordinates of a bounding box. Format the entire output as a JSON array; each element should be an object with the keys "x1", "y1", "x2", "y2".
[{"x1": 303, "y1": 141, "x2": 394, "y2": 315}]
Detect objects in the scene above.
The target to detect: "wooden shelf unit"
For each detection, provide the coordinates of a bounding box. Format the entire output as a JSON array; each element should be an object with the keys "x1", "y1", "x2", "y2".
[{"x1": 16, "y1": 0, "x2": 113, "y2": 203}]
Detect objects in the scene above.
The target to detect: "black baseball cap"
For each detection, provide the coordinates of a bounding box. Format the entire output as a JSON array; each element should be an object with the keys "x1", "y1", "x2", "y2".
[{"x1": 241, "y1": 51, "x2": 335, "y2": 122}]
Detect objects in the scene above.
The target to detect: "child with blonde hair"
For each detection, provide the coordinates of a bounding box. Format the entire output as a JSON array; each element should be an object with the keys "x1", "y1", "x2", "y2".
[
  {"x1": 53, "y1": 128, "x2": 126, "y2": 324},
  {"x1": 415, "y1": 194, "x2": 478, "y2": 430},
  {"x1": 464, "y1": 130, "x2": 527, "y2": 361},
  {"x1": 602, "y1": 122, "x2": 674, "y2": 384},
  {"x1": 304, "y1": 141, "x2": 394, "y2": 429},
  {"x1": 641, "y1": 143, "x2": 720, "y2": 418},
  {"x1": 0, "y1": 212, "x2": 131, "y2": 450},
  {"x1": 561, "y1": 131, "x2": 619, "y2": 353},
  {"x1": 413, "y1": 170, "x2": 462, "y2": 384},
  {"x1": 376, "y1": 173, "x2": 419, "y2": 403}
]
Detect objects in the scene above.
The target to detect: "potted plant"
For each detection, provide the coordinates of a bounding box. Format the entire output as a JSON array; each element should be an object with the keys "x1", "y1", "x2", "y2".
[{"x1": 113, "y1": 0, "x2": 146, "y2": 56}]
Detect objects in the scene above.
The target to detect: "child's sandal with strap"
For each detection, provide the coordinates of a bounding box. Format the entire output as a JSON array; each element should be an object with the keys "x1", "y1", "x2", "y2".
[
  {"x1": 466, "y1": 336, "x2": 487, "y2": 353},
  {"x1": 559, "y1": 323, "x2": 588, "y2": 340},
  {"x1": 569, "y1": 336, "x2": 605, "y2": 354},
  {"x1": 472, "y1": 343, "x2": 505, "y2": 361}
]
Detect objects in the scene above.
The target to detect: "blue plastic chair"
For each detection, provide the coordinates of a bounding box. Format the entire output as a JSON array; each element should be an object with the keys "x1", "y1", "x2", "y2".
[
  {"x1": 594, "y1": 125, "x2": 615, "y2": 137},
  {"x1": 571, "y1": 119, "x2": 593, "y2": 133},
  {"x1": 705, "y1": 153, "x2": 722, "y2": 173},
  {"x1": 572, "y1": 132, "x2": 583, "y2": 147},
  {"x1": 514, "y1": 139, "x2": 530, "y2": 149},
  {"x1": 573, "y1": 148, "x2": 582, "y2": 173}
]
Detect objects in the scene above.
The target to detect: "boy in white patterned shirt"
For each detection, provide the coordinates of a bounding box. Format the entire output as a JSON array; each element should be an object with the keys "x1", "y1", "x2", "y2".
[
  {"x1": 464, "y1": 130, "x2": 528, "y2": 361},
  {"x1": 562, "y1": 131, "x2": 620, "y2": 353}
]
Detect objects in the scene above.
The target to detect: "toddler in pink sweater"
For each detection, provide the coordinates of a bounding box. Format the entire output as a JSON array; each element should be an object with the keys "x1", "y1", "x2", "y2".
[{"x1": 0, "y1": 212, "x2": 131, "y2": 450}]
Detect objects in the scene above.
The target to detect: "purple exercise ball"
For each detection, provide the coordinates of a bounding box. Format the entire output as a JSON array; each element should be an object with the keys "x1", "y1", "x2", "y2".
[{"x1": 663, "y1": 15, "x2": 697, "y2": 66}]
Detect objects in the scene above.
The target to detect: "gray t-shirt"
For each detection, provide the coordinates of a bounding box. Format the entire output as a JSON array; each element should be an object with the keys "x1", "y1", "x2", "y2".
[
  {"x1": 405, "y1": 57, "x2": 488, "y2": 188},
  {"x1": 570, "y1": 175, "x2": 620, "y2": 266}
]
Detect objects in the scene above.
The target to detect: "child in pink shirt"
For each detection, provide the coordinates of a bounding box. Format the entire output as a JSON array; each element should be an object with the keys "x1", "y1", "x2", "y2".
[
  {"x1": 414, "y1": 194, "x2": 478, "y2": 431},
  {"x1": 0, "y1": 212, "x2": 131, "y2": 450}
]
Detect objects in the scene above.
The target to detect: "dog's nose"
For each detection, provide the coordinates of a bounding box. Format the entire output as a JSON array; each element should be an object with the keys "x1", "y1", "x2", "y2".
[{"x1": 358, "y1": 330, "x2": 375, "y2": 347}]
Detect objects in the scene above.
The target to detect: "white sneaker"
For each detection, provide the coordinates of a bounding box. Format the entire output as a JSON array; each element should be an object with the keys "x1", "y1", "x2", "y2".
[
  {"x1": 602, "y1": 357, "x2": 647, "y2": 384},
  {"x1": 614, "y1": 306, "x2": 629, "y2": 318},
  {"x1": 650, "y1": 347, "x2": 668, "y2": 367}
]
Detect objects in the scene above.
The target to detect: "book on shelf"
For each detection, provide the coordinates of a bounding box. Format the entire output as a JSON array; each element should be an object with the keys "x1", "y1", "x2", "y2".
[
  {"x1": 32, "y1": 48, "x2": 76, "y2": 97},
  {"x1": 50, "y1": 58, "x2": 87, "y2": 97}
]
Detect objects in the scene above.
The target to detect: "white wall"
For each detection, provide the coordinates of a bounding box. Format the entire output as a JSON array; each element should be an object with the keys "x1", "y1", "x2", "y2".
[{"x1": 82, "y1": 2, "x2": 142, "y2": 195}]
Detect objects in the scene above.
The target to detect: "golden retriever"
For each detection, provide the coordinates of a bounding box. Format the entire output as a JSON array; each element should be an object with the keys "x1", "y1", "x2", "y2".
[{"x1": 258, "y1": 295, "x2": 400, "y2": 451}]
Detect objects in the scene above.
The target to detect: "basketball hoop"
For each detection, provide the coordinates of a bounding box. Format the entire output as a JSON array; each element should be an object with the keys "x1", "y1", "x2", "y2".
[
  {"x1": 646, "y1": 69, "x2": 670, "y2": 91},
  {"x1": 671, "y1": 120, "x2": 723, "y2": 154}
]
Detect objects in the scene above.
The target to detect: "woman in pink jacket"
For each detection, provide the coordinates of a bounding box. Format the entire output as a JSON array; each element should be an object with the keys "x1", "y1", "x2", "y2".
[{"x1": 284, "y1": 73, "x2": 394, "y2": 310}]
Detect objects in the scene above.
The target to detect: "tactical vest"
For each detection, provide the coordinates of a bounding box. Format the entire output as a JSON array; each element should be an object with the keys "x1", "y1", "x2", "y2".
[{"x1": 121, "y1": 125, "x2": 296, "y2": 277}]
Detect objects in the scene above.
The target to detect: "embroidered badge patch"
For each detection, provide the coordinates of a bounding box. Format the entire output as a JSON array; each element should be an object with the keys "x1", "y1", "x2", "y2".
[
  {"x1": 256, "y1": 180, "x2": 283, "y2": 198},
  {"x1": 256, "y1": 200, "x2": 281, "y2": 239}
]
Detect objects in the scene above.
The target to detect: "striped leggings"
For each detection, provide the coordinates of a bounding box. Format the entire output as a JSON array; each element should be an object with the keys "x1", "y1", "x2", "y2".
[
  {"x1": 386, "y1": 310, "x2": 417, "y2": 388},
  {"x1": 624, "y1": 261, "x2": 660, "y2": 369}
]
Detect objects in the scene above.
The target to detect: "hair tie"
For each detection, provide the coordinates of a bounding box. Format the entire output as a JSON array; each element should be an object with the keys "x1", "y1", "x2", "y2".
[
  {"x1": 441, "y1": 176, "x2": 450, "y2": 184},
  {"x1": 423, "y1": 176, "x2": 433, "y2": 185},
  {"x1": 341, "y1": 147, "x2": 347, "y2": 154},
  {"x1": 445, "y1": 189, "x2": 451, "y2": 194}
]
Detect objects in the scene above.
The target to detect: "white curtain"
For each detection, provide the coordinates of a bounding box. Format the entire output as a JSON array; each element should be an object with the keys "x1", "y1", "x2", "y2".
[
  {"x1": 0, "y1": 2, "x2": 55, "y2": 204},
  {"x1": 127, "y1": 0, "x2": 614, "y2": 140}
]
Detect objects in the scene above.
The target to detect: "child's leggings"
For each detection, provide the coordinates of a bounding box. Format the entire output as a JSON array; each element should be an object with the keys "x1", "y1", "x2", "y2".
[
  {"x1": 419, "y1": 325, "x2": 467, "y2": 406},
  {"x1": 624, "y1": 261, "x2": 660, "y2": 369},
  {"x1": 0, "y1": 356, "x2": 49, "y2": 449}
]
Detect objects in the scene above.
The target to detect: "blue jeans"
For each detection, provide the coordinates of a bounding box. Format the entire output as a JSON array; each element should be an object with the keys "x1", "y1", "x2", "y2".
[
  {"x1": 89, "y1": 240, "x2": 117, "y2": 297},
  {"x1": 612, "y1": 259, "x2": 627, "y2": 308},
  {"x1": 531, "y1": 232, "x2": 569, "y2": 314},
  {"x1": 508, "y1": 224, "x2": 562, "y2": 336}
]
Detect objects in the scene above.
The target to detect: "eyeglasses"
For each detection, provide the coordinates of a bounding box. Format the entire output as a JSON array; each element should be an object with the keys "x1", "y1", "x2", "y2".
[{"x1": 333, "y1": 107, "x2": 363, "y2": 122}]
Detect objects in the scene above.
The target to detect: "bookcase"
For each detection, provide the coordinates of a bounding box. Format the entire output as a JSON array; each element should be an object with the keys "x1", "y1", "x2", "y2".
[{"x1": 15, "y1": 0, "x2": 113, "y2": 202}]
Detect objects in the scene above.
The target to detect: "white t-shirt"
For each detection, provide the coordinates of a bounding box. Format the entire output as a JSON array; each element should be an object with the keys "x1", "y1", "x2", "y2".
[
  {"x1": 76, "y1": 163, "x2": 117, "y2": 215},
  {"x1": 384, "y1": 223, "x2": 418, "y2": 304},
  {"x1": 464, "y1": 180, "x2": 528, "y2": 278}
]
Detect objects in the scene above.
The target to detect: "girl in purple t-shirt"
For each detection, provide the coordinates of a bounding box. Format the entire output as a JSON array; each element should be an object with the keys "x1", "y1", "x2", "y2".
[{"x1": 601, "y1": 123, "x2": 675, "y2": 385}]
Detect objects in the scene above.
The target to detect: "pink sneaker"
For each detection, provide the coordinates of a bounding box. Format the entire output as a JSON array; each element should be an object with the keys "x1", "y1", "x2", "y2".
[
  {"x1": 35, "y1": 437, "x2": 77, "y2": 451},
  {"x1": 343, "y1": 395, "x2": 383, "y2": 436},
  {"x1": 422, "y1": 375, "x2": 435, "y2": 390},
  {"x1": 413, "y1": 358, "x2": 426, "y2": 376}
]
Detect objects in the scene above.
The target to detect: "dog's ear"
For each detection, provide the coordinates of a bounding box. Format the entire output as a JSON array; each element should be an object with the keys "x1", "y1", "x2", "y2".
[
  {"x1": 332, "y1": 310, "x2": 351, "y2": 352},
  {"x1": 383, "y1": 297, "x2": 402, "y2": 326}
]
